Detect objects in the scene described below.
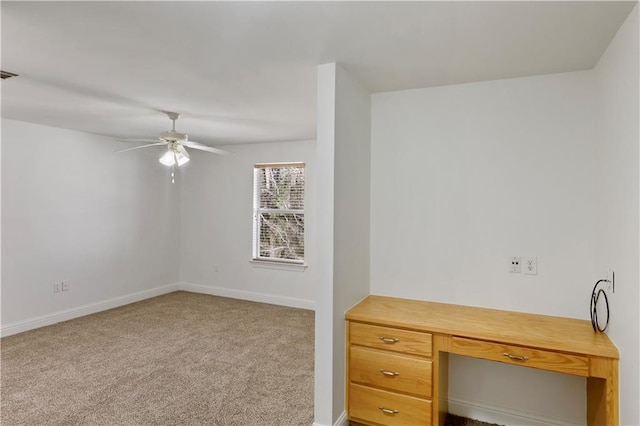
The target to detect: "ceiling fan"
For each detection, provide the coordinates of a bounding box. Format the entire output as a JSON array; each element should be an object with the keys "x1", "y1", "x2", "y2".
[{"x1": 115, "y1": 111, "x2": 228, "y2": 168}]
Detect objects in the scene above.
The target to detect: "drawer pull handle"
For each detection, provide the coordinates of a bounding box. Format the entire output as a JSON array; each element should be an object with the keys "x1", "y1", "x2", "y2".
[
  {"x1": 379, "y1": 369, "x2": 400, "y2": 377},
  {"x1": 379, "y1": 337, "x2": 399, "y2": 344},
  {"x1": 503, "y1": 352, "x2": 529, "y2": 362},
  {"x1": 378, "y1": 407, "x2": 399, "y2": 415}
]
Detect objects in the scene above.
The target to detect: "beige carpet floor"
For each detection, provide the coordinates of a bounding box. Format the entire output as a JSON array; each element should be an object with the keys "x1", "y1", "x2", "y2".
[{"x1": 1, "y1": 291, "x2": 315, "y2": 425}]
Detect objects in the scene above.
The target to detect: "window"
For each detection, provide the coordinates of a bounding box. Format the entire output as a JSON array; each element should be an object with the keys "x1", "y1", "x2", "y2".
[{"x1": 253, "y1": 163, "x2": 305, "y2": 264}]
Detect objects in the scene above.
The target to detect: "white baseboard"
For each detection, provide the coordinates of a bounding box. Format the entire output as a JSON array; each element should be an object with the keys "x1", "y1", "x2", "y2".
[
  {"x1": 1, "y1": 283, "x2": 179, "y2": 337},
  {"x1": 178, "y1": 282, "x2": 315, "y2": 311},
  {"x1": 1, "y1": 282, "x2": 314, "y2": 337},
  {"x1": 312, "y1": 411, "x2": 347, "y2": 426},
  {"x1": 334, "y1": 411, "x2": 348, "y2": 426},
  {"x1": 448, "y1": 396, "x2": 582, "y2": 426}
]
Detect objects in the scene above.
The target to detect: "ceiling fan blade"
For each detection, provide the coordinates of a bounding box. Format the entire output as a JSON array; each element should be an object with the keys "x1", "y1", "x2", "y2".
[
  {"x1": 115, "y1": 138, "x2": 162, "y2": 143},
  {"x1": 115, "y1": 142, "x2": 166, "y2": 153},
  {"x1": 183, "y1": 141, "x2": 229, "y2": 155}
]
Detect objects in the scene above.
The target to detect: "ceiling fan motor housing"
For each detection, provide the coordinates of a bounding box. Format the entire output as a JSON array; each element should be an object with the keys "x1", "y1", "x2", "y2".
[{"x1": 160, "y1": 131, "x2": 187, "y2": 142}]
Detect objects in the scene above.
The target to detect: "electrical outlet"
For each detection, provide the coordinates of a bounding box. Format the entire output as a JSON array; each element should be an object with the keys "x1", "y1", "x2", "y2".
[
  {"x1": 53, "y1": 282, "x2": 62, "y2": 293},
  {"x1": 524, "y1": 257, "x2": 537, "y2": 275},
  {"x1": 606, "y1": 268, "x2": 615, "y2": 293},
  {"x1": 509, "y1": 256, "x2": 521, "y2": 273},
  {"x1": 61, "y1": 281, "x2": 70, "y2": 291}
]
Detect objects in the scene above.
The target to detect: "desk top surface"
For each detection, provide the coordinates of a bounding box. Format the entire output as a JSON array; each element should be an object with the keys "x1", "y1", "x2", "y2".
[{"x1": 346, "y1": 295, "x2": 619, "y2": 359}]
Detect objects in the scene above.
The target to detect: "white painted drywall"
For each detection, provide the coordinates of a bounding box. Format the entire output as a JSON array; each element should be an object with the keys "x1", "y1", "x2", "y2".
[
  {"x1": 371, "y1": 71, "x2": 600, "y2": 424},
  {"x1": 314, "y1": 62, "x2": 337, "y2": 426},
  {"x1": 178, "y1": 139, "x2": 316, "y2": 309},
  {"x1": 594, "y1": 5, "x2": 640, "y2": 426},
  {"x1": 1, "y1": 119, "x2": 180, "y2": 329},
  {"x1": 314, "y1": 63, "x2": 371, "y2": 426},
  {"x1": 332, "y1": 64, "x2": 371, "y2": 421},
  {"x1": 0, "y1": 117, "x2": 3, "y2": 333}
]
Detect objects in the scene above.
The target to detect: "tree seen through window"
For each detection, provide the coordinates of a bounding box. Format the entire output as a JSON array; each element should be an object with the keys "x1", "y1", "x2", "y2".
[{"x1": 253, "y1": 164, "x2": 305, "y2": 262}]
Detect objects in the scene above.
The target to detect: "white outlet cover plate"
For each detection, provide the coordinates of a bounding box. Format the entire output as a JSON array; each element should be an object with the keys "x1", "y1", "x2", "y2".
[
  {"x1": 510, "y1": 256, "x2": 521, "y2": 273},
  {"x1": 606, "y1": 268, "x2": 615, "y2": 293},
  {"x1": 524, "y1": 257, "x2": 537, "y2": 275}
]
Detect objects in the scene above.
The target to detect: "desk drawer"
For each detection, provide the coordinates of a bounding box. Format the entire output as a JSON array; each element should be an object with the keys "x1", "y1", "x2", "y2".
[
  {"x1": 350, "y1": 322, "x2": 432, "y2": 357},
  {"x1": 452, "y1": 337, "x2": 589, "y2": 377},
  {"x1": 349, "y1": 383, "x2": 432, "y2": 426},
  {"x1": 350, "y1": 345, "x2": 432, "y2": 398}
]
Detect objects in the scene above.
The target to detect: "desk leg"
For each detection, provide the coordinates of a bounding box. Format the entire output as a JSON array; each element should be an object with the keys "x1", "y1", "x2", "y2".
[
  {"x1": 587, "y1": 358, "x2": 619, "y2": 426},
  {"x1": 433, "y1": 334, "x2": 450, "y2": 426}
]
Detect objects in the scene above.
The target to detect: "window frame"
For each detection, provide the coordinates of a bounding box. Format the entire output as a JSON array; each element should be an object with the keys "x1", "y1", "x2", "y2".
[{"x1": 252, "y1": 162, "x2": 305, "y2": 265}]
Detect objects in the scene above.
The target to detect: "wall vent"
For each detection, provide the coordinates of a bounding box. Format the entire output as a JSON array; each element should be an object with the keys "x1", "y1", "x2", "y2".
[{"x1": 1, "y1": 70, "x2": 19, "y2": 80}]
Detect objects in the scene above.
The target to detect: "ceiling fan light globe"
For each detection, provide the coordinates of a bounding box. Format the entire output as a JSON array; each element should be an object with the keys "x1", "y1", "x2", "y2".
[
  {"x1": 177, "y1": 144, "x2": 189, "y2": 157},
  {"x1": 159, "y1": 150, "x2": 176, "y2": 166},
  {"x1": 174, "y1": 144, "x2": 190, "y2": 166},
  {"x1": 176, "y1": 154, "x2": 190, "y2": 166}
]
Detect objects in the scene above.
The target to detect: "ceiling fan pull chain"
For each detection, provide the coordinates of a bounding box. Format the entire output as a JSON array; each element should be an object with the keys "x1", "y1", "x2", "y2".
[{"x1": 172, "y1": 151, "x2": 179, "y2": 183}]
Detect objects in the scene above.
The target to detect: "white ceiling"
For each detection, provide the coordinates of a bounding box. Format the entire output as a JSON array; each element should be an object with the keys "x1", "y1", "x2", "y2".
[{"x1": 1, "y1": 1, "x2": 636, "y2": 146}]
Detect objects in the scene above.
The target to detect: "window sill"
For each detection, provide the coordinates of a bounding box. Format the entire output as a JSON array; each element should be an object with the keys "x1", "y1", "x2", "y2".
[{"x1": 249, "y1": 259, "x2": 308, "y2": 272}]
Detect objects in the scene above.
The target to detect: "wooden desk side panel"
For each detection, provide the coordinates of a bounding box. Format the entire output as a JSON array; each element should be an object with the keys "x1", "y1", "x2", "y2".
[
  {"x1": 587, "y1": 358, "x2": 619, "y2": 426},
  {"x1": 432, "y1": 334, "x2": 449, "y2": 426},
  {"x1": 346, "y1": 321, "x2": 352, "y2": 418}
]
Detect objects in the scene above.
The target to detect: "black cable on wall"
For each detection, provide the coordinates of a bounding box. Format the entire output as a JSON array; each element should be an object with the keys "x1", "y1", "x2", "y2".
[{"x1": 590, "y1": 278, "x2": 612, "y2": 333}]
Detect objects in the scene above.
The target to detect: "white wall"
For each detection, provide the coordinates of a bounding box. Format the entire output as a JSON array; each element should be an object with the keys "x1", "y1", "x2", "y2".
[
  {"x1": 315, "y1": 63, "x2": 371, "y2": 426},
  {"x1": 371, "y1": 71, "x2": 600, "y2": 424},
  {"x1": 594, "y1": 5, "x2": 640, "y2": 426},
  {"x1": 1, "y1": 116, "x2": 3, "y2": 334},
  {"x1": 2, "y1": 121, "x2": 316, "y2": 334},
  {"x1": 315, "y1": 63, "x2": 337, "y2": 426},
  {"x1": 1, "y1": 119, "x2": 180, "y2": 334},
  {"x1": 179, "y1": 139, "x2": 316, "y2": 309},
  {"x1": 332, "y1": 64, "x2": 371, "y2": 422}
]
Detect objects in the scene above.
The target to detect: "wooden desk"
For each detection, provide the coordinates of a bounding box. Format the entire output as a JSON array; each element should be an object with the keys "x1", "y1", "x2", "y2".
[{"x1": 345, "y1": 295, "x2": 619, "y2": 426}]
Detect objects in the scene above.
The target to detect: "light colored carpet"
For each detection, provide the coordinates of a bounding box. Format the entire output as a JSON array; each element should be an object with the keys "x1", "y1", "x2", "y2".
[{"x1": 1, "y1": 291, "x2": 314, "y2": 425}]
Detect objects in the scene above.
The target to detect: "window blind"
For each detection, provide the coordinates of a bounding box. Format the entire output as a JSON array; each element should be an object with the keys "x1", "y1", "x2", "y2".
[{"x1": 253, "y1": 163, "x2": 305, "y2": 262}]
